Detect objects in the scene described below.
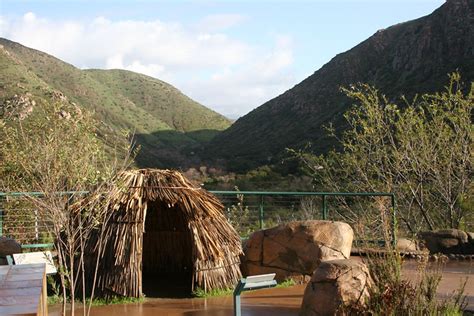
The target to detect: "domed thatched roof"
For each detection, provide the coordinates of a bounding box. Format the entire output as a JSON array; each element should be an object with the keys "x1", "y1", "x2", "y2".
[{"x1": 95, "y1": 169, "x2": 242, "y2": 297}]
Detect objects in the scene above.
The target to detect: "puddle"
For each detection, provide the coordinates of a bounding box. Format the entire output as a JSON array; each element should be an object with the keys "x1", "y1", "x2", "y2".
[
  {"x1": 402, "y1": 259, "x2": 473, "y2": 311},
  {"x1": 49, "y1": 285, "x2": 304, "y2": 316},
  {"x1": 48, "y1": 258, "x2": 473, "y2": 315}
]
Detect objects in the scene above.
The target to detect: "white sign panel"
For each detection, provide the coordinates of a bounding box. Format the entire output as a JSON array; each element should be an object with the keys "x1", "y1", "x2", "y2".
[{"x1": 13, "y1": 251, "x2": 57, "y2": 275}]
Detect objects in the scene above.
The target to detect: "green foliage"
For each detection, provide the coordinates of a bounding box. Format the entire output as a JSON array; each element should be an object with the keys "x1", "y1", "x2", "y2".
[
  {"x1": 85, "y1": 296, "x2": 145, "y2": 306},
  {"x1": 1, "y1": 91, "x2": 135, "y2": 315},
  {"x1": 224, "y1": 190, "x2": 256, "y2": 237},
  {"x1": 0, "y1": 97, "x2": 116, "y2": 191},
  {"x1": 294, "y1": 74, "x2": 473, "y2": 233},
  {"x1": 0, "y1": 38, "x2": 231, "y2": 169},
  {"x1": 193, "y1": 279, "x2": 296, "y2": 299},
  {"x1": 206, "y1": 165, "x2": 312, "y2": 191},
  {"x1": 47, "y1": 275, "x2": 62, "y2": 304},
  {"x1": 192, "y1": 287, "x2": 234, "y2": 298},
  {"x1": 48, "y1": 295, "x2": 63, "y2": 306},
  {"x1": 340, "y1": 253, "x2": 466, "y2": 315},
  {"x1": 86, "y1": 69, "x2": 230, "y2": 132},
  {"x1": 47, "y1": 295, "x2": 145, "y2": 306},
  {"x1": 206, "y1": 1, "x2": 473, "y2": 172},
  {"x1": 276, "y1": 279, "x2": 296, "y2": 288}
]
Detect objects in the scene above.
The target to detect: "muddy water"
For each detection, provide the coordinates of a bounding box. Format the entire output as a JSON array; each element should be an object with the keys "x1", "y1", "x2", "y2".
[
  {"x1": 402, "y1": 259, "x2": 473, "y2": 311},
  {"x1": 93, "y1": 286, "x2": 302, "y2": 316},
  {"x1": 49, "y1": 259, "x2": 473, "y2": 316},
  {"x1": 49, "y1": 285, "x2": 304, "y2": 316}
]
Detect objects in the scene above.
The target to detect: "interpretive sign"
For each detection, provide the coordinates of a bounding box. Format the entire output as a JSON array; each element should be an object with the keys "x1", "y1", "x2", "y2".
[{"x1": 13, "y1": 251, "x2": 57, "y2": 275}]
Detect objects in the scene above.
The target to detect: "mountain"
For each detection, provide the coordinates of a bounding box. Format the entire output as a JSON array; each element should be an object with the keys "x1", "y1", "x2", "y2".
[
  {"x1": 0, "y1": 38, "x2": 231, "y2": 168},
  {"x1": 207, "y1": 0, "x2": 474, "y2": 171}
]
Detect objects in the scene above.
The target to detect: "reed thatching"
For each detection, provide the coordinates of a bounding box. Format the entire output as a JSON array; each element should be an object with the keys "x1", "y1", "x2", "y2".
[{"x1": 92, "y1": 168, "x2": 242, "y2": 298}]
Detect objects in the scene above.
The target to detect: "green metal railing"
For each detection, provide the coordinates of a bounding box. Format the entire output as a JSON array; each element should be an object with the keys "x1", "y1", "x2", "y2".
[
  {"x1": 0, "y1": 191, "x2": 87, "y2": 250},
  {"x1": 0, "y1": 190, "x2": 397, "y2": 249},
  {"x1": 210, "y1": 191, "x2": 397, "y2": 246}
]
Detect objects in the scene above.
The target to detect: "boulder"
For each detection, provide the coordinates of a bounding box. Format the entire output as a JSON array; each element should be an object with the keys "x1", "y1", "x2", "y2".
[
  {"x1": 396, "y1": 238, "x2": 418, "y2": 253},
  {"x1": 468, "y1": 232, "x2": 474, "y2": 242},
  {"x1": 243, "y1": 230, "x2": 264, "y2": 262},
  {"x1": 245, "y1": 262, "x2": 311, "y2": 283},
  {"x1": 419, "y1": 229, "x2": 472, "y2": 255},
  {"x1": 436, "y1": 229, "x2": 468, "y2": 243},
  {"x1": 300, "y1": 259, "x2": 372, "y2": 316},
  {"x1": 0, "y1": 236, "x2": 22, "y2": 257},
  {"x1": 467, "y1": 232, "x2": 474, "y2": 254},
  {"x1": 242, "y1": 220, "x2": 353, "y2": 281}
]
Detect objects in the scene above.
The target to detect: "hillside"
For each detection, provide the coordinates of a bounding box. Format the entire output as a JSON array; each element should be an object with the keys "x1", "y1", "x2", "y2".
[
  {"x1": 0, "y1": 38, "x2": 231, "y2": 167},
  {"x1": 207, "y1": 0, "x2": 474, "y2": 171},
  {"x1": 86, "y1": 69, "x2": 229, "y2": 132}
]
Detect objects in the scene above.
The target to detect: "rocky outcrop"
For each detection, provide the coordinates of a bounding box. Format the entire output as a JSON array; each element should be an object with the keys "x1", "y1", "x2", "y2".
[
  {"x1": 419, "y1": 229, "x2": 474, "y2": 255},
  {"x1": 1, "y1": 94, "x2": 36, "y2": 120},
  {"x1": 300, "y1": 259, "x2": 372, "y2": 316},
  {"x1": 207, "y1": 0, "x2": 474, "y2": 171},
  {"x1": 242, "y1": 220, "x2": 353, "y2": 282}
]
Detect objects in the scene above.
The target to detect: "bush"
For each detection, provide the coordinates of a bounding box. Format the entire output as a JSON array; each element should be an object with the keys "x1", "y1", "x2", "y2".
[
  {"x1": 292, "y1": 73, "x2": 473, "y2": 233},
  {"x1": 340, "y1": 252, "x2": 466, "y2": 315}
]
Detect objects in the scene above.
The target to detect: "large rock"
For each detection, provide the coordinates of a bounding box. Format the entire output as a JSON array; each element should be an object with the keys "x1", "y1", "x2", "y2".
[
  {"x1": 300, "y1": 259, "x2": 372, "y2": 316},
  {"x1": 242, "y1": 221, "x2": 353, "y2": 282},
  {"x1": 419, "y1": 229, "x2": 473, "y2": 254},
  {"x1": 467, "y1": 232, "x2": 474, "y2": 254},
  {"x1": 0, "y1": 236, "x2": 22, "y2": 257},
  {"x1": 468, "y1": 232, "x2": 474, "y2": 242},
  {"x1": 396, "y1": 238, "x2": 418, "y2": 253}
]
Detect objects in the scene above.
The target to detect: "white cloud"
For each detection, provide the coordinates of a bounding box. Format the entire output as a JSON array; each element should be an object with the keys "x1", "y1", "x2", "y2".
[
  {"x1": 23, "y1": 12, "x2": 36, "y2": 22},
  {"x1": 183, "y1": 35, "x2": 295, "y2": 118},
  {"x1": 0, "y1": 12, "x2": 296, "y2": 118},
  {"x1": 125, "y1": 61, "x2": 166, "y2": 79},
  {"x1": 196, "y1": 14, "x2": 246, "y2": 32},
  {"x1": 105, "y1": 54, "x2": 124, "y2": 69}
]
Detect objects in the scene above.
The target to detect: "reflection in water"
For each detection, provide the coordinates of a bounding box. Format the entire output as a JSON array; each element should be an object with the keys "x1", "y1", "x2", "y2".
[
  {"x1": 48, "y1": 259, "x2": 473, "y2": 316},
  {"x1": 402, "y1": 259, "x2": 473, "y2": 311}
]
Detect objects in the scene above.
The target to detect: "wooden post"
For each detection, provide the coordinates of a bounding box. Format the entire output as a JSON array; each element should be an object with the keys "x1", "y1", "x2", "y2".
[{"x1": 42, "y1": 266, "x2": 48, "y2": 316}]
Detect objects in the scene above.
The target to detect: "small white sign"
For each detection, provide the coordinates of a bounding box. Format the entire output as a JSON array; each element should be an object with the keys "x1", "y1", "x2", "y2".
[{"x1": 13, "y1": 251, "x2": 57, "y2": 275}]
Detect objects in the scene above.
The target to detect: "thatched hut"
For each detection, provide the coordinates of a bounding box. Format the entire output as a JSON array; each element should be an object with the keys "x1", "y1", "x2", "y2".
[{"x1": 93, "y1": 169, "x2": 242, "y2": 298}]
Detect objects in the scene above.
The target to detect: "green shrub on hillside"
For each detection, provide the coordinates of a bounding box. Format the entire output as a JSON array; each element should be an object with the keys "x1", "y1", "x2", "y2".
[{"x1": 292, "y1": 73, "x2": 473, "y2": 233}]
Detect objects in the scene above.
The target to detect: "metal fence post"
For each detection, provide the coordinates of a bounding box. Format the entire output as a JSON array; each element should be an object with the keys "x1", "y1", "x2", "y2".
[
  {"x1": 321, "y1": 195, "x2": 328, "y2": 220},
  {"x1": 259, "y1": 196, "x2": 264, "y2": 229},
  {"x1": 34, "y1": 209, "x2": 39, "y2": 241},
  {"x1": 0, "y1": 195, "x2": 3, "y2": 237}
]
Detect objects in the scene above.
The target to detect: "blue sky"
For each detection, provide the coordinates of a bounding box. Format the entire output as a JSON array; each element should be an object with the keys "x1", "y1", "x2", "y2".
[{"x1": 0, "y1": 0, "x2": 444, "y2": 118}]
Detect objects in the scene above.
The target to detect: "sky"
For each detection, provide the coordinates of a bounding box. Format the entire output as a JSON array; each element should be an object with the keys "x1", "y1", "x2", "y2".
[{"x1": 0, "y1": 0, "x2": 444, "y2": 118}]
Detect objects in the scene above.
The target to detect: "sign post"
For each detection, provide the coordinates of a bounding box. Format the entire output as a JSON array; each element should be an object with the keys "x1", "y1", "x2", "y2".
[{"x1": 233, "y1": 273, "x2": 277, "y2": 316}]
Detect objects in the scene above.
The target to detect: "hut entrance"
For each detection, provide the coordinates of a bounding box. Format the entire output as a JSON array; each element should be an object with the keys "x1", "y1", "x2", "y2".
[
  {"x1": 92, "y1": 169, "x2": 242, "y2": 299},
  {"x1": 142, "y1": 200, "x2": 193, "y2": 297}
]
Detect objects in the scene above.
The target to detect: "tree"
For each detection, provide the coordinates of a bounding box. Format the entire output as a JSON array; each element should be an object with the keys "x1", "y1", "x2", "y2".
[
  {"x1": 0, "y1": 94, "x2": 134, "y2": 315},
  {"x1": 293, "y1": 74, "x2": 473, "y2": 234}
]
